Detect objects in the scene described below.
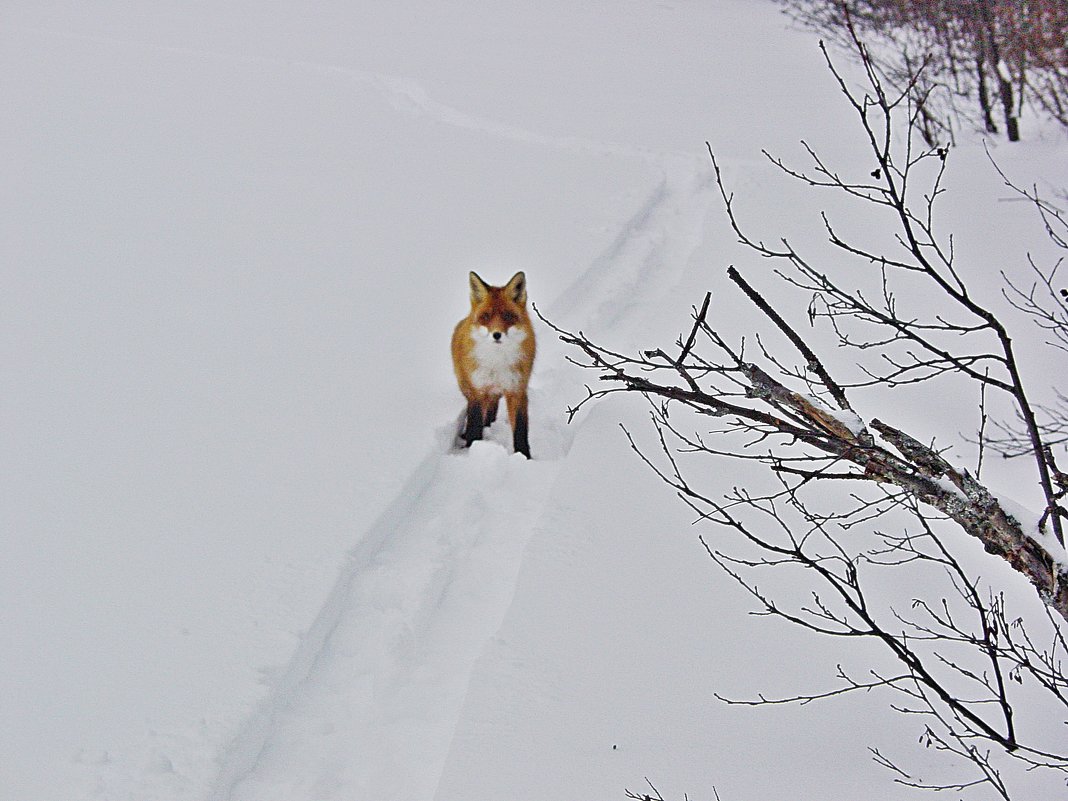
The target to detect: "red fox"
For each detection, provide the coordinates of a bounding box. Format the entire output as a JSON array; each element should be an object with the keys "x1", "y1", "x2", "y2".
[{"x1": 452, "y1": 271, "x2": 536, "y2": 458}]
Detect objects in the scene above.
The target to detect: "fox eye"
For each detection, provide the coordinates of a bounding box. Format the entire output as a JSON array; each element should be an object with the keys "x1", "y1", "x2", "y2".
[
  {"x1": 501, "y1": 311, "x2": 518, "y2": 326},
  {"x1": 478, "y1": 312, "x2": 492, "y2": 325}
]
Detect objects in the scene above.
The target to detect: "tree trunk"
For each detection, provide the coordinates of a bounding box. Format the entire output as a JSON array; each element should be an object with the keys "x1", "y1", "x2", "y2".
[
  {"x1": 997, "y1": 59, "x2": 1021, "y2": 141},
  {"x1": 976, "y1": 41, "x2": 999, "y2": 133},
  {"x1": 980, "y1": 4, "x2": 1021, "y2": 141}
]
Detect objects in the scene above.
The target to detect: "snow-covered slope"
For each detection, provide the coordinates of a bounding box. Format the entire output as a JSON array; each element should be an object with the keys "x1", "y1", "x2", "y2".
[{"x1": 4, "y1": 2, "x2": 1065, "y2": 800}]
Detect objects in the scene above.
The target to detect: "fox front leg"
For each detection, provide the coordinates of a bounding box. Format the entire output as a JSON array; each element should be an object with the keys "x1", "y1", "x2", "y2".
[{"x1": 461, "y1": 401, "x2": 485, "y2": 448}]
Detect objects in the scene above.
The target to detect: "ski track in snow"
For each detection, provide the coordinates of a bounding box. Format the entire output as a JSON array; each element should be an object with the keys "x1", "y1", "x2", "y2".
[
  {"x1": 200, "y1": 152, "x2": 714, "y2": 801},
  {"x1": 548, "y1": 165, "x2": 716, "y2": 335},
  {"x1": 25, "y1": 24, "x2": 719, "y2": 801},
  {"x1": 212, "y1": 438, "x2": 561, "y2": 801},
  {"x1": 205, "y1": 160, "x2": 714, "y2": 800}
]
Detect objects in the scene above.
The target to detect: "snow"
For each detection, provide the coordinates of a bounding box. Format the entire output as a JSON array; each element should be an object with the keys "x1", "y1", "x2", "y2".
[
  {"x1": 800, "y1": 391, "x2": 868, "y2": 437},
  {"x1": 221, "y1": 438, "x2": 561, "y2": 801},
  {"x1": 934, "y1": 474, "x2": 970, "y2": 503},
  {"x1": 993, "y1": 491, "x2": 1068, "y2": 571},
  {"x1": 3, "y1": 2, "x2": 1067, "y2": 800},
  {"x1": 828, "y1": 408, "x2": 866, "y2": 437}
]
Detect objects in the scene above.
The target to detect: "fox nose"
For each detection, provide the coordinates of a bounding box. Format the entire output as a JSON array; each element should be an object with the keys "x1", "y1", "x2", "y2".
[{"x1": 492, "y1": 331, "x2": 502, "y2": 341}]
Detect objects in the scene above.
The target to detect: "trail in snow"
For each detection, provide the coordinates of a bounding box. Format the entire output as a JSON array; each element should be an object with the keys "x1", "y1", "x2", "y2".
[
  {"x1": 218, "y1": 439, "x2": 560, "y2": 801},
  {"x1": 208, "y1": 406, "x2": 569, "y2": 800},
  {"x1": 206, "y1": 149, "x2": 716, "y2": 800},
  {"x1": 300, "y1": 62, "x2": 694, "y2": 168},
  {"x1": 548, "y1": 164, "x2": 715, "y2": 336}
]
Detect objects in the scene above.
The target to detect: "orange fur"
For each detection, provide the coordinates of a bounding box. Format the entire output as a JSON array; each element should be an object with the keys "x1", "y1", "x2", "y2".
[{"x1": 452, "y1": 271, "x2": 536, "y2": 457}]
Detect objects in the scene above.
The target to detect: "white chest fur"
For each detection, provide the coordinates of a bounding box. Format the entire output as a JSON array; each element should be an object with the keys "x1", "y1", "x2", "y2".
[{"x1": 469, "y1": 326, "x2": 527, "y2": 392}]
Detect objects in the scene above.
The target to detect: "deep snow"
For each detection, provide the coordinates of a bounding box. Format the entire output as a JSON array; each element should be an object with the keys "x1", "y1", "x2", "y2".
[{"x1": 4, "y1": 1, "x2": 1066, "y2": 800}]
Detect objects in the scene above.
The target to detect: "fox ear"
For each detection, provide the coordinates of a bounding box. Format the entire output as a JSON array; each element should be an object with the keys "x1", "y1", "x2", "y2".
[
  {"x1": 505, "y1": 271, "x2": 527, "y2": 304},
  {"x1": 469, "y1": 272, "x2": 490, "y2": 304}
]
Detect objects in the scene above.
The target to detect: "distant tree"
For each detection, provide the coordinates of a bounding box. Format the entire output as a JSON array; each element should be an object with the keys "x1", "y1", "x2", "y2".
[
  {"x1": 547, "y1": 19, "x2": 1067, "y2": 799},
  {"x1": 783, "y1": 0, "x2": 1068, "y2": 142}
]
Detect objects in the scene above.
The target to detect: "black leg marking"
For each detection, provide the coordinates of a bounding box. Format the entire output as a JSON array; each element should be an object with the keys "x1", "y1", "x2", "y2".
[
  {"x1": 462, "y1": 403, "x2": 485, "y2": 447},
  {"x1": 513, "y1": 408, "x2": 531, "y2": 459}
]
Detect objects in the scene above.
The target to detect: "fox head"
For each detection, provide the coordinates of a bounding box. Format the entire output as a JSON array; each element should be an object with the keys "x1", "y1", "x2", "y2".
[{"x1": 468, "y1": 271, "x2": 529, "y2": 343}]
